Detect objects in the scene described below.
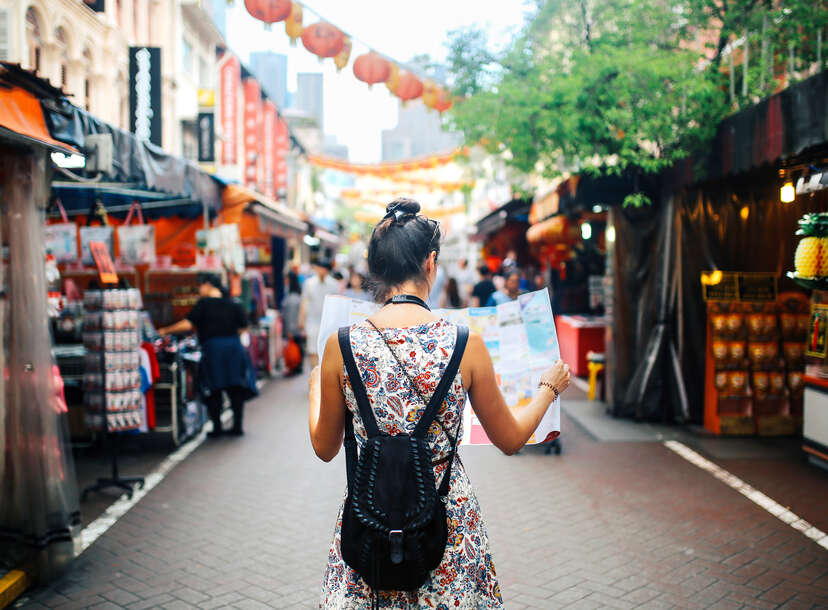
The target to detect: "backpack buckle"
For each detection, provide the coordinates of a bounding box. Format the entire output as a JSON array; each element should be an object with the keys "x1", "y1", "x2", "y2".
[{"x1": 388, "y1": 530, "x2": 404, "y2": 565}]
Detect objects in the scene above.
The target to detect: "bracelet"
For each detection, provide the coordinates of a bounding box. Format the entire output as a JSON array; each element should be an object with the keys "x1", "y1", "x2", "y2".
[{"x1": 538, "y1": 381, "x2": 559, "y2": 400}]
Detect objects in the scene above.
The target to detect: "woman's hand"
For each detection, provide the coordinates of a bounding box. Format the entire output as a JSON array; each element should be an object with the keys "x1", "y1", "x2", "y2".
[{"x1": 539, "y1": 360, "x2": 571, "y2": 398}]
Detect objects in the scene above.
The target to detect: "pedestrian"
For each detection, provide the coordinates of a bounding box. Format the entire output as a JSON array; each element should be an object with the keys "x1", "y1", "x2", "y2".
[
  {"x1": 343, "y1": 270, "x2": 371, "y2": 301},
  {"x1": 299, "y1": 258, "x2": 340, "y2": 368},
  {"x1": 440, "y1": 276, "x2": 463, "y2": 309},
  {"x1": 309, "y1": 198, "x2": 571, "y2": 608},
  {"x1": 426, "y1": 263, "x2": 446, "y2": 309},
  {"x1": 159, "y1": 273, "x2": 256, "y2": 437},
  {"x1": 487, "y1": 271, "x2": 523, "y2": 306},
  {"x1": 281, "y1": 270, "x2": 304, "y2": 375},
  {"x1": 453, "y1": 258, "x2": 477, "y2": 306},
  {"x1": 471, "y1": 264, "x2": 496, "y2": 307}
]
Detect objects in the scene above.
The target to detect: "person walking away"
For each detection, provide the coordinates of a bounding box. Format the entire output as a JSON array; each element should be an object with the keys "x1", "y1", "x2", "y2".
[
  {"x1": 281, "y1": 270, "x2": 304, "y2": 375},
  {"x1": 159, "y1": 273, "x2": 257, "y2": 437},
  {"x1": 309, "y1": 198, "x2": 571, "y2": 608},
  {"x1": 299, "y1": 259, "x2": 340, "y2": 368},
  {"x1": 344, "y1": 270, "x2": 371, "y2": 301},
  {"x1": 471, "y1": 264, "x2": 496, "y2": 307},
  {"x1": 453, "y1": 258, "x2": 477, "y2": 306},
  {"x1": 426, "y1": 264, "x2": 446, "y2": 309},
  {"x1": 487, "y1": 271, "x2": 523, "y2": 306},
  {"x1": 440, "y1": 276, "x2": 463, "y2": 309}
]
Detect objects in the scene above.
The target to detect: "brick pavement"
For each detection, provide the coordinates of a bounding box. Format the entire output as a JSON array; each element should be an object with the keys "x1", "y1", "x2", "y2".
[{"x1": 19, "y1": 374, "x2": 828, "y2": 609}]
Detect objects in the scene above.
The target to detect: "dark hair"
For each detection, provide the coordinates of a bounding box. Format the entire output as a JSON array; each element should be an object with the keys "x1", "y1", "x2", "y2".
[
  {"x1": 446, "y1": 277, "x2": 461, "y2": 308},
  {"x1": 478, "y1": 264, "x2": 492, "y2": 277},
  {"x1": 287, "y1": 270, "x2": 301, "y2": 294},
  {"x1": 197, "y1": 272, "x2": 228, "y2": 297},
  {"x1": 367, "y1": 198, "x2": 440, "y2": 300}
]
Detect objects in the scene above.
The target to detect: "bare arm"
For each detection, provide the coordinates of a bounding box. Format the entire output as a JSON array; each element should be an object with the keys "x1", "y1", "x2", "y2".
[
  {"x1": 460, "y1": 332, "x2": 570, "y2": 455},
  {"x1": 309, "y1": 333, "x2": 346, "y2": 461},
  {"x1": 159, "y1": 319, "x2": 193, "y2": 336}
]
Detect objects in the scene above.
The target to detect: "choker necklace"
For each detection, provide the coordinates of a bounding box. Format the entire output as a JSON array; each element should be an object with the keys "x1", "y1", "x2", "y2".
[{"x1": 384, "y1": 294, "x2": 431, "y2": 311}]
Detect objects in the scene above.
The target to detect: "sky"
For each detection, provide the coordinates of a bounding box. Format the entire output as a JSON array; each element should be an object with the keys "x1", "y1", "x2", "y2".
[{"x1": 224, "y1": 1, "x2": 533, "y2": 163}]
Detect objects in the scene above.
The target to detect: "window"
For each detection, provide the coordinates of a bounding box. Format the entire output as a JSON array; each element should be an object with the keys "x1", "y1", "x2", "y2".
[
  {"x1": 55, "y1": 28, "x2": 68, "y2": 89},
  {"x1": 25, "y1": 7, "x2": 42, "y2": 73},
  {"x1": 181, "y1": 37, "x2": 193, "y2": 74},
  {"x1": 83, "y1": 48, "x2": 93, "y2": 111}
]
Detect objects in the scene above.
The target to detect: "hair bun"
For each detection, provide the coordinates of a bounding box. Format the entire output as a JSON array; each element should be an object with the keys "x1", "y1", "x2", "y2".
[{"x1": 386, "y1": 197, "x2": 420, "y2": 216}]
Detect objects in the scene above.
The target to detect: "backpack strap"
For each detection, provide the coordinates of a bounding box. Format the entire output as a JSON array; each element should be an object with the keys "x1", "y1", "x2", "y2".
[
  {"x1": 338, "y1": 327, "x2": 380, "y2": 438},
  {"x1": 413, "y1": 325, "x2": 469, "y2": 439}
]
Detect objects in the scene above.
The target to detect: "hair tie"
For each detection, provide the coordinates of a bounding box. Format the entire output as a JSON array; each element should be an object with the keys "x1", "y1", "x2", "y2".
[{"x1": 384, "y1": 203, "x2": 414, "y2": 224}]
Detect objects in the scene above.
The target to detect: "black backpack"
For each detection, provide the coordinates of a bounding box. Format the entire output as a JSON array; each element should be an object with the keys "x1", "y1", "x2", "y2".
[{"x1": 337, "y1": 324, "x2": 469, "y2": 593}]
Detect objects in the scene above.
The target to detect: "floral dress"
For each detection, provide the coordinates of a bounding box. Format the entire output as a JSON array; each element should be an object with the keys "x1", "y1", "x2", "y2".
[{"x1": 321, "y1": 319, "x2": 504, "y2": 609}]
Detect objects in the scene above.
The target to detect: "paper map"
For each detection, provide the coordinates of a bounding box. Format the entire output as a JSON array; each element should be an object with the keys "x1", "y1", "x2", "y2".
[{"x1": 316, "y1": 289, "x2": 561, "y2": 446}]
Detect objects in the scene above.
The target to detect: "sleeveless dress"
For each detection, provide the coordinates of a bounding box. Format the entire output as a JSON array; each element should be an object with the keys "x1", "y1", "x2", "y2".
[{"x1": 321, "y1": 319, "x2": 504, "y2": 609}]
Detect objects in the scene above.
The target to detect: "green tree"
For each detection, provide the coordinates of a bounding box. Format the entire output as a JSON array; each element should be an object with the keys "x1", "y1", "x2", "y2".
[{"x1": 446, "y1": 0, "x2": 827, "y2": 206}]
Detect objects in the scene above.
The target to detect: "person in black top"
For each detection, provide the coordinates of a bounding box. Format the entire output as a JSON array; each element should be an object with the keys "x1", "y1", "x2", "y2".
[
  {"x1": 159, "y1": 273, "x2": 257, "y2": 437},
  {"x1": 471, "y1": 265, "x2": 496, "y2": 307}
]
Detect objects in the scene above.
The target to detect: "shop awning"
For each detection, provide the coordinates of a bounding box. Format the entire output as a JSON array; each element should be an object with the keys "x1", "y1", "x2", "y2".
[
  {"x1": 526, "y1": 215, "x2": 579, "y2": 246},
  {"x1": 221, "y1": 183, "x2": 307, "y2": 236},
  {"x1": 473, "y1": 198, "x2": 532, "y2": 240},
  {"x1": 0, "y1": 81, "x2": 76, "y2": 153},
  {"x1": 42, "y1": 100, "x2": 222, "y2": 211}
]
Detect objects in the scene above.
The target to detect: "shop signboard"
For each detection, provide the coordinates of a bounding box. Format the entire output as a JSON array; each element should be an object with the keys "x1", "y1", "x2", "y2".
[
  {"x1": 701, "y1": 271, "x2": 777, "y2": 303},
  {"x1": 197, "y1": 111, "x2": 215, "y2": 162},
  {"x1": 262, "y1": 101, "x2": 277, "y2": 198},
  {"x1": 219, "y1": 55, "x2": 240, "y2": 165},
  {"x1": 275, "y1": 118, "x2": 289, "y2": 195},
  {"x1": 242, "y1": 78, "x2": 262, "y2": 191},
  {"x1": 128, "y1": 47, "x2": 162, "y2": 146}
]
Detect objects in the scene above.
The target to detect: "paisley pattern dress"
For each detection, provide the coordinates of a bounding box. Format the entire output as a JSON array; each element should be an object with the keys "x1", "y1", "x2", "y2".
[{"x1": 321, "y1": 319, "x2": 504, "y2": 609}]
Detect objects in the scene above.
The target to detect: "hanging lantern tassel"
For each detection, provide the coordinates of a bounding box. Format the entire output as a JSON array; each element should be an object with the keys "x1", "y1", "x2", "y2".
[
  {"x1": 285, "y1": 2, "x2": 303, "y2": 46},
  {"x1": 334, "y1": 37, "x2": 352, "y2": 71}
]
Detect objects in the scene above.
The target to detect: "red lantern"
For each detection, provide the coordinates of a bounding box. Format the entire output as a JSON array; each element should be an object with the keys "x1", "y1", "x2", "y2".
[
  {"x1": 433, "y1": 88, "x2": 453, "y2": 113},
  {"x1": 301, "y1": 22, "x2": 346, "y2": 59},
  {"x1": 353, "y1": 52, "x2": 391, "y2": 88},
  {"x1": 394, "y1": 71, "x2": 423, "y2": 103},
  {"x1": 244, "y1": 0, "x2": 292, "y2": 25}
]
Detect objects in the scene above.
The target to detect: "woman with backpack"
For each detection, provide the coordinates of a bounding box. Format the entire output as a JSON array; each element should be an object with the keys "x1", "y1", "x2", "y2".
[{"x1": 309, "y1": 198, "x2": 571, "y2": 608}]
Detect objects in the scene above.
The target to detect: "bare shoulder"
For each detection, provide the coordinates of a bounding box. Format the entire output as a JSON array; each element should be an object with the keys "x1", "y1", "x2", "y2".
[{"x1": 323, "y1": 331, "x2": 343, "y2": 362}]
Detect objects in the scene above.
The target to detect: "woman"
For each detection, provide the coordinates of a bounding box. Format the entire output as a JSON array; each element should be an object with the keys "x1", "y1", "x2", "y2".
[
  {"x1": 309, "y1": 198, "x2": 570, "y2": 608},
  {"x1": 343, "y1": 270, "x2": 370, "y2": 301},
  {"x1": 159, "y1": 273, "x2": 257, "y2": 437},
  {"x1": 440, "y1": 276, "x2": 462, "y2": 309}
]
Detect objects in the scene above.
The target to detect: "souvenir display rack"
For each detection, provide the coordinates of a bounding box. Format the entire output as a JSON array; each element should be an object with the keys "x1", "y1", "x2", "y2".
[
  {"x1": 80, "y1": 286, "x2": 146, "y2": 499},
  {"x1": 703, "y1": 284, "x2": 809, "y2": 436}
]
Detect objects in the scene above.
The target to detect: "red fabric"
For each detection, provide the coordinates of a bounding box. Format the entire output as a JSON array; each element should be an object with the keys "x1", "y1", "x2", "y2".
[
  {"x1": 141, "y1": 342, "x2": 161, "y2": 429},
  {"x1": 284, "y1": 338, "x2": 302, "y2": 372}
]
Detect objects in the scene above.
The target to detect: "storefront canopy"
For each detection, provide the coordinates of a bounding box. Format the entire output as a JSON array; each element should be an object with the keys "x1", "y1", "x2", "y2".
[
  {"x1": 42, "y1": 100, "x2": 222, "y2": 212},
  {"x1": 0, "y1": 64, "x2": 76, "y2": 154},
  {"x1": 221, "y1": 183, "x2": 307, "y2": 236},
  {"x1": 473, "y1": 198, "x2": 532, "y2": 240}
]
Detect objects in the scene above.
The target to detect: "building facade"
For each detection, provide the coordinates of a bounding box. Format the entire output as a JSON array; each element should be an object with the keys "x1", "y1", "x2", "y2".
[
  {"x1": 294, "y1": 72, "x2": 323, "y2": 133},
  {"x1": 381, "y1": 100, "x2": 462, "y2": 162}
]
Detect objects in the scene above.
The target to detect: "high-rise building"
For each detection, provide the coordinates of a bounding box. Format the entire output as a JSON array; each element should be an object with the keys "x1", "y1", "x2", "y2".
[
  {"x1": 250, "y1": 52, "x2": 287, "y2": 110},
  {"x1": 381, "y1": 100, "x2": 462, "y2": 161},
  {"x1": 294, "y1": 73, "x2": 323, "y2": 132}
]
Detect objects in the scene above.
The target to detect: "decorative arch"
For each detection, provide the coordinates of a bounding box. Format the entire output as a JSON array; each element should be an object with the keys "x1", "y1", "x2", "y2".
[{"x1": 54, "y1": 26, "x2": 70, "y2": 88}]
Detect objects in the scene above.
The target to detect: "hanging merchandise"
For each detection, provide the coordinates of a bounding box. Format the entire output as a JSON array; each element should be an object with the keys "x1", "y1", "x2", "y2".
[
  {"x1": 116, "y1": 201, "x2": 156, "y2": 264},
  {"x1": 285, "y1": 1, "x2": 303, "y2": 45},
  {"x1": 44, "y1": 199, "x2": 78, "y2": 262},
  {"x1": 334, "y1": 36, "x2": 352, "y2": 71},
  {"x1": 301, "y1": 22, "x2": 346, "y2": 59},
  {"x1": 245, "y1": 0, "x2": 292, "y2": 28},
  {"x1": 353, "y1": 52, "x2": 391, "y2": 88},
  {"x1": 394, "y1": 71, "x2": 424, "y2": 103},
  {"x1": 80, "y1": 226, "x2": 114, "y2": 266}
]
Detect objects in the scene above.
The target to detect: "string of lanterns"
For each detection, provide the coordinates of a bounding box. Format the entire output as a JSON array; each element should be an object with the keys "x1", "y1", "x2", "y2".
[
  {"x1": 240, "y1": 0, "x2": 455, "y2": 112},
  {"x1": 306, "y1": 148, "x2": 468, "y2": 175}
]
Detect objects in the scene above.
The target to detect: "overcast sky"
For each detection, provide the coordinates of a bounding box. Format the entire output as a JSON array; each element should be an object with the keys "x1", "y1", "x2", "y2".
[{"x1": 225, "y1": 1, "x2": 532, "y2": 162}]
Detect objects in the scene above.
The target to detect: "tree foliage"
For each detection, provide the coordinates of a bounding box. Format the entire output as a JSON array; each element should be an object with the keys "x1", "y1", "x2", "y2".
[{"x1": 445, "y1": 0, "x2": 828, "y2": 206}]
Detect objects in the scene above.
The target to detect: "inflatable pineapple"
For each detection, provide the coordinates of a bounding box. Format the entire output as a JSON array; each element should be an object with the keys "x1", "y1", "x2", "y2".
[{"x1": 794, "y1": 212, "x2": 828, "y2": 279}]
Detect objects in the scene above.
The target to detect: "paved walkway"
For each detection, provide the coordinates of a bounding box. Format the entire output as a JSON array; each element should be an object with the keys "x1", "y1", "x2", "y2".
[{"x1": 20, "y1": 375, "x2": 828, "y2": 609}]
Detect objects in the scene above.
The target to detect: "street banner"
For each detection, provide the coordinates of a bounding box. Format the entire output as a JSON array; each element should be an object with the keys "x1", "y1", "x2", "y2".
[
  {"x1": 197, "y1": 111, "x2": 215, "y2": 162},
  {"x1": 219, "y1": 54, "x2": 240, "y2": 165},
  {"x1": 128, "y1": 47, "x2": 162, "y2": 146},
  {"x1": 242, "y1": 78, "x2": 262, "y2": 191},
  {"x1": 275, "y1": 118, "x2": 289, "y2": 195},
  {"x1": 262, "y1": 101, "x2": 277, "y2": 199},
  {"x1": 316, "y1": 289, "x2": 561, "y2": 445}
]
